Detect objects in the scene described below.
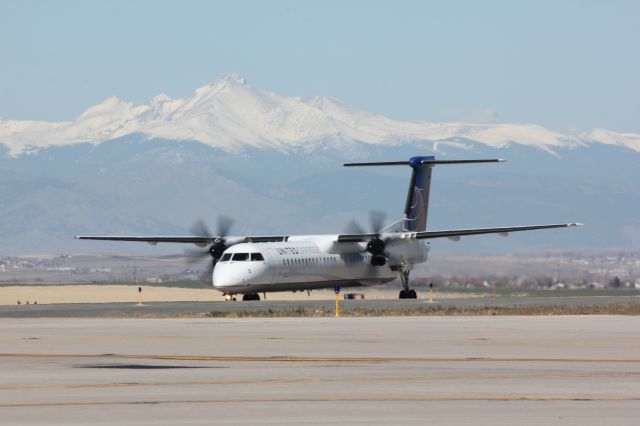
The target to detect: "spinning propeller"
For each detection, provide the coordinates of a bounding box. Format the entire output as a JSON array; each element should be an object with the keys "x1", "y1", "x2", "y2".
[
  {"x1": 184, "y1": 216, "x2": 234, "y2": 281},
  {"x1": 345, "y1": 211, "x2": 389, "y2": 266}
]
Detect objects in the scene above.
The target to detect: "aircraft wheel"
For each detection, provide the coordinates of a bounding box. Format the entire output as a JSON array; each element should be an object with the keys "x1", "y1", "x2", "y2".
[
  {"x1": 408, "y1": 289, "x2": 417, "y2": 299},
  {"x1": 399, "y1": 290, "x2": 407, "y2": 299}
]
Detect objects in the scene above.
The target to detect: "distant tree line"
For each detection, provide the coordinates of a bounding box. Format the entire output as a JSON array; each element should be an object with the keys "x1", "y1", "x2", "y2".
[{"x1": 412, "y1": 273, "x2": 638, "y2": 290}]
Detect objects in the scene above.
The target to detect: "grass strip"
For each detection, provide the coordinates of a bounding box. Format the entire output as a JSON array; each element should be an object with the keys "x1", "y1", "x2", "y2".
[{"x1": 204, "y1": 304, "x2": 640, "y2": 318}]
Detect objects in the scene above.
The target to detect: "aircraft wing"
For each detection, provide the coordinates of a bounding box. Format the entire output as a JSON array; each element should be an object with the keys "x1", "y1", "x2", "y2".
[
  {"x1": 337, "y1": 223, "x2": 581, "y2": 243},
  {"x1": 413, "y1": 223, "x2": 582, "y2": 240},
  {"x1": 337, "y1": 233, "x2": 380, "y2": 243},
  {"x1": 75, "y1": 235, "x2": 288, "y2": 245}
]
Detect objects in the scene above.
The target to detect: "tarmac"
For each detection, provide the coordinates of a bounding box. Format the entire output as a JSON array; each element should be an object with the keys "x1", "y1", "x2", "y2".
[
  {"x1": 1, "y1": 315, "x2": 639, "y2": 424},
  {"x1": 0, "y1": 295, "x2": 639, "y2": 317}
]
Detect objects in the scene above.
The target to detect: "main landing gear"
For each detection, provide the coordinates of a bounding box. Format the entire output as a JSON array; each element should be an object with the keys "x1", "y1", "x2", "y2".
[
  {"x1": 399, "y1": 271, "x2": 417, "y2": 299},
  {"x1": 223, "y1": 293, "x2": 261, "y2": 301}
]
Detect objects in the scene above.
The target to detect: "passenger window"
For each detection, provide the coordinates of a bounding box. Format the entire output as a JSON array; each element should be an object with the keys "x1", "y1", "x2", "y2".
[
  {"x1": 251, "y1": 253, "x2": 264, "y2": 261},
  {"x1": 232, "y1": 253, "x2": 249, "y2": 261},
  {"x1": 221, "y1": 253, "x2": 232, "y2": 261}
]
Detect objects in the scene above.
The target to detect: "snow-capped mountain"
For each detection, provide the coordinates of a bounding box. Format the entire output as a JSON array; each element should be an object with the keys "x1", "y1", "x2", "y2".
[
  {"x1": 0, "y1": 76, "x2": 639, "y2": 255},
  {"x1": 2, "y1": 75, "x2": 639, "y2": 157}
]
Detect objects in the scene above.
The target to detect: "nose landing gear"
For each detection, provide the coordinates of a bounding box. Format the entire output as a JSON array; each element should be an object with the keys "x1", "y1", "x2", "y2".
[{"x1": 224, "y1": 293, "x2": 261, "y2": 301}]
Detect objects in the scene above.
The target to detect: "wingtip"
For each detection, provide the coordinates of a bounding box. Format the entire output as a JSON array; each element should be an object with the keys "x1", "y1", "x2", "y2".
[{"x1": 569, "y1": 222, "x2": 584, "y2": 227}]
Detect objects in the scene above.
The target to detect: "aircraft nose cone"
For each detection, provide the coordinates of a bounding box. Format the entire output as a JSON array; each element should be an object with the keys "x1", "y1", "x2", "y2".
[
  {"x1": 212, "y1": 264, "x2": 227, "y2": 287},
  {"x1": 212, "y1": 263, "x2": 242, "y2": 288}
]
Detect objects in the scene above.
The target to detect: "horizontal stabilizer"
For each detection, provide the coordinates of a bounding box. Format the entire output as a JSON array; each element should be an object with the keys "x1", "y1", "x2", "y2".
[{"x1": 343, "y1": 159, "x2": 505, "y2": 167}]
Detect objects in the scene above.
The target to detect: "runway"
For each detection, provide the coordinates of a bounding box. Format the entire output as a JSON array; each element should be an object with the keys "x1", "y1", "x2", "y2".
[
  {"x1": 1, "y1": 295, "x2": 639, "y2": 317},
  {"x1": 1, "y1": 316, "x2": 639, "y2": 424}
]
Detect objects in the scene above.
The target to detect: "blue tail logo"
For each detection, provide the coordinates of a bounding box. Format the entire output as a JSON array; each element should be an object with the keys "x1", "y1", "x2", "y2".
[{"x1": 403, "y1": 156, "x2": 434, "y2": 232}]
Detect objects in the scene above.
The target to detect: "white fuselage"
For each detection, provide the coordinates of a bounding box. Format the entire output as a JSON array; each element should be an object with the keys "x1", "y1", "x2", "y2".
[{"x1": 212, "y1": 234, "x2": 430, "y2": 294}]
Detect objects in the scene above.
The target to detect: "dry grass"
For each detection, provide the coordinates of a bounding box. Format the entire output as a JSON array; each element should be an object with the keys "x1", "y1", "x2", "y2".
[{"x1": 204, "y1": 304, "x2": 640, "y2": 318}]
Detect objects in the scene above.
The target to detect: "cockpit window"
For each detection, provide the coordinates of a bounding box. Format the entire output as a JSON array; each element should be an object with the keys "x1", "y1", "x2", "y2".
[
  {"x1": 251, "y1": 253, "x2": 264, "y2": 261},
  {"x1": 220, "y1": 253, "x2": 232, "y2": 262},
  {"x1": 232, "y1": 253, "x2": 249, "y2": 261}
]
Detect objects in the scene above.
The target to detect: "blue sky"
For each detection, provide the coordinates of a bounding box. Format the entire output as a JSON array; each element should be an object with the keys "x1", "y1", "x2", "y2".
[{"x1": 1, "y1": 0, "x2": 638, "y2": 133}]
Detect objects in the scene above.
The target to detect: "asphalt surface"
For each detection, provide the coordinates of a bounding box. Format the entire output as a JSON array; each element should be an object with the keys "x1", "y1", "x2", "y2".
[
  {"x1": 1, "y1": 316, "x2": 639, "y2": 425},
  {"x1": 0, "y1": 295, "x2": 638, "y2": 317}
]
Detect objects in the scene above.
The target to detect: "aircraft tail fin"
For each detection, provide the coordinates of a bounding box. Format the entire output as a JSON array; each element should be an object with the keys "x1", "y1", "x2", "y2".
[{"x1": 344, "y1": 157, "x2": 504, "y2": 232}]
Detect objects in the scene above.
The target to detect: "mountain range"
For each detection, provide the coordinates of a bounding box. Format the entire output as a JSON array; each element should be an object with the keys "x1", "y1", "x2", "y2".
[{"x1": 0, "y1": 75, "x2": 639, "y2": 254}]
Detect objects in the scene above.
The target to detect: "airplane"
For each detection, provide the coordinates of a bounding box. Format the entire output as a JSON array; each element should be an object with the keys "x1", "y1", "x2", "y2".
[{"x1": 76, "y1": 155, "x2": 581, "y2": 301}]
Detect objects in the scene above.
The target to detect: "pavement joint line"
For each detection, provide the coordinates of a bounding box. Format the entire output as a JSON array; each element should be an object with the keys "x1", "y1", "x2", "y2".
[
  {"x1": 1, "y1": 353, "x2": 640, "y2": 363},
  {"x1": 4, "y1": 371, "x2": 640, "y2": 390},
  {"x1": 2, "y1": 396, "x2": 640, "y2": 408}
]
